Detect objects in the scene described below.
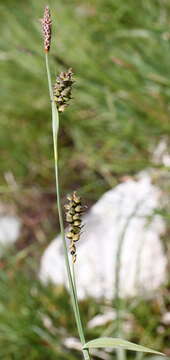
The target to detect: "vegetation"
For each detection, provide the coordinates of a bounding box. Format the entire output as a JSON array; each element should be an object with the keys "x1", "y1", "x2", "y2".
[
  {"x1": 0, "y1": 250, "x2": 169, "y2": 359},
  {"x1": 1, "y1": 0, "x2": 170, "y2": 196},
  {"x1": 0, "y1": 0, "x2": 170, "y2": 359}
]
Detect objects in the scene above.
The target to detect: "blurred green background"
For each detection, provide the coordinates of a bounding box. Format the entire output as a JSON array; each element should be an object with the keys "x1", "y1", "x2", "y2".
[{"x1": 0, "y1": 0, "x2": 170, "y2": 359}]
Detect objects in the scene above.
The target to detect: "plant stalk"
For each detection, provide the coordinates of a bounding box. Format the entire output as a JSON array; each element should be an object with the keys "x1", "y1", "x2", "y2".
[{"x1": 45, "y1": 52, "x2": 91, "y2": 360}]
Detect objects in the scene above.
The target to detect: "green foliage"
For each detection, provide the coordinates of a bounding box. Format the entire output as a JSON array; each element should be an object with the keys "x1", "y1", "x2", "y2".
[
  {"x1": 1, "y1": 0, "x2": 170, "y2": 198},
  {"x1": 0, "y1": 1, "x2": 170, "y2": 359},
  {"x1": 0, "y1": 248, "x2": 169, "y2": 359},
  {"x1": 0, "y1": 251, "x2": 76, "y2": 359},
  {"x1": 83, "y1": 337, "x2": 164, "y2": 355}
]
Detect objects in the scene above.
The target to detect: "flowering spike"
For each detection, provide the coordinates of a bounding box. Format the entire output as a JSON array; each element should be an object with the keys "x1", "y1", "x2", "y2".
[
  {"x1": 41, "y1": 6, "x2": 52, "y2": 52},
  {"x1": 53, "y1": 68, "x2": 74, "y2": 112},
  {"x1": 65, "y1": 191, "x2": 85, "y2": 263}
]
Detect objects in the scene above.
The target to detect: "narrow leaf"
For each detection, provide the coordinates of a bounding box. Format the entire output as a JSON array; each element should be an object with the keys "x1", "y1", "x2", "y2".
[{"x1": 83, "y1": 337, "x2": 164, "y2": 356}]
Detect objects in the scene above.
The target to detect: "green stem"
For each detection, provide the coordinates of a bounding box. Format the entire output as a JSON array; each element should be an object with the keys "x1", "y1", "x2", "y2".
[
  {"x1": 71, "y1": 263, "x2": 85, "y2": 341},
  {"x1": 72, "y1": 262, "x2": 90, "y2": 360},
  {"x1": 45, "y1": 52, "x2": 91, "y2": 360}
]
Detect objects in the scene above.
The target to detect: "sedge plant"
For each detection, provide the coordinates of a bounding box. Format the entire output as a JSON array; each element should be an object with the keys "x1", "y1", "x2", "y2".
[{"x1": 41, "y1": 6, "x2": 165, "y2": 360}]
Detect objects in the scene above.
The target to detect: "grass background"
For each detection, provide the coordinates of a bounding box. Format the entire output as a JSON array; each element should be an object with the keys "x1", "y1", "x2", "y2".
[{"x1": 0, "y1": 0, "x2": 170, "y2": 358}]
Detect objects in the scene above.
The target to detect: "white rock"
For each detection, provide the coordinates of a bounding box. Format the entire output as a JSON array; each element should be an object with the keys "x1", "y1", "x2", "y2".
[
  {"x1": 0, "y1": 215, "x2": 21, "y2": 248},
  {"x1": 153, "y1": 139, "x2": 170, "y2": 167},
  {"x1": 63, "y1": 337, "x2": 81, "y2": 351},
  {"x1": 161, "y1": 312, "x2": 170, "y2": 325},
  {"x1": 39, "y1": 172, "x2": 167, "y2": 299},
  {"x1": 87, "y1": 310, "x2": 116, "y2": 328}
]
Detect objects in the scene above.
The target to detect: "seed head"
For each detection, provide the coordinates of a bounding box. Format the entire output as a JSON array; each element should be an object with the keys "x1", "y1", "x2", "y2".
[
  {"x1": 53, "y1": 69, "x2": 74, "y2": 112},
  {"x1": 64, "y1": 191, "x2": 84, "y2": 263},
  {"x1": 41, "y1": 6, "x2": 52, "y2": 52}
]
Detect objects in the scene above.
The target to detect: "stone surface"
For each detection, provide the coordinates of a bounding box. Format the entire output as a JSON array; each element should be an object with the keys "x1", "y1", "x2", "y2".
[
  {"x1": 0, "y1": 215, "x2": 21, "y2": 250},
  {"x1": 153, "y1": 139, "x2": 170, "y2": 167},
  {"x1": 39, "y1": 172, "x2": 167, "y2": 299}
]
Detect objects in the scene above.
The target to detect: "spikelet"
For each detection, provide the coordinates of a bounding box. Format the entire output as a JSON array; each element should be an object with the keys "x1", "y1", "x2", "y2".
[
  {"x1": 65, "y1": 191, "x2": 84, "y2": 263},
  {"x1": 53, "y1": 69, "x2": 74, "y2": 112},
  {"x1": 41, "y1": 6, "x2": 52, "y2": 52}
]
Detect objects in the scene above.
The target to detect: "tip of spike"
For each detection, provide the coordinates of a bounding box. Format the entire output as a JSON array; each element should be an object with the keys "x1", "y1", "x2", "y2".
[{"x1": 41, "y1": 6, "x2": 52, "y2": 52}]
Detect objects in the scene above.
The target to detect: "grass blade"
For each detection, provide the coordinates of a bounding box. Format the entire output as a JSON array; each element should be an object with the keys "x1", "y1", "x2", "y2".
[{"x1": 83, "y1": 337, "x2": 164, "y2": 356}]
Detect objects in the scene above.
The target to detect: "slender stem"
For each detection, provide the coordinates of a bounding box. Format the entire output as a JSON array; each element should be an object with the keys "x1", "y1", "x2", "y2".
[
  {"x1": 72, "y1": 263, "x2": 85, "y2": 344},
  {"x1": 45, "y1": 52, "x2": 91, "y2": 360},
  {"x1": 72, "y1": 262, "x2": 90, "y2": 360},
  {"x1": 72, "y1": 262, "x2": 76, "y2": 290}
]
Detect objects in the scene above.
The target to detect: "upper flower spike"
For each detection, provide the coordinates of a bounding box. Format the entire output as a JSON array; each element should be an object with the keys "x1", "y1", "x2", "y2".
[{"x1": 41, "y1": 6, "x2": 52, "y2": 52}]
